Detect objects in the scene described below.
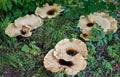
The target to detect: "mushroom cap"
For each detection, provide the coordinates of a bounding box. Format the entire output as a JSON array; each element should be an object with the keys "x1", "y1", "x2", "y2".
[
  {"x1": 44, "y1": 49, "x2": 87, "y2": 75},
  {"x1": 54, "y1": 38, "x2": 88, "y2": 61},
  {"x1": 88, "y1": 13, "x2": 111, "y2": 32},
  {"x1": 5, "y1": 23, "x2": 21, "y2": 37},
  {"x1": 15, "y1": 14, "x2": 43, "y2": 30},
  {"x1": 5, "y1": 23, "x2": 32, "y2": 37},
  {"x1": 35, "y1": 3, "x2": 63, "y2": 18}
]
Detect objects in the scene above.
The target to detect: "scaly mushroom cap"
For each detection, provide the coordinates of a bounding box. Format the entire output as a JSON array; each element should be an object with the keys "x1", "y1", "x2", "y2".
[
  {"x1": 44, "y1": 49, "x2": 87, "y2": 75},
  {"x1": 15, "y1": 14, "x2": 43, "y2": 30},
  {"x1": 5, "y1": 23, "x2": 32, "y2": 37},
  {"x1": 35, "y1": 3, "x2": 63, "y2": 18},
  {"x1": 77, "y1": 12, "x2": 117, "y2": 40},
  {"x1": 54, "y1": 38, "x2": 88, "y2": 61}
]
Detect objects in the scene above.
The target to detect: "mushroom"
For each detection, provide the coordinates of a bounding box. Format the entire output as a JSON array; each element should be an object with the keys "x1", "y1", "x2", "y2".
[
  {"x1": 35, "y1": 3, "x2": 63, "y2": 18},
  {"x1": 54, "y1": 38, "x2": 88, "y2": 61},
  {"x1": 77, "y1": 12, "x2": 118, "y2": 40},
  {"x1": 5, "y1": 23, "x2": 32, "y2": 37},
  {"x1": 44, "y1": 49, "x2": 87, "y2": 75},
  {"x1": 15, "y1": 14, "x2": 43, "y2": 30}
]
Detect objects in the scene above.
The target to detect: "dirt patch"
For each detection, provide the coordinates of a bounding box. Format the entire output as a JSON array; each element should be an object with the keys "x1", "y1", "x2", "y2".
[
  {"x1": 112, "y1": 62, "x2": 120, "y2": 75},
  {"x1": 0, "y1": 65, "x2": 21, "y2": 77}
]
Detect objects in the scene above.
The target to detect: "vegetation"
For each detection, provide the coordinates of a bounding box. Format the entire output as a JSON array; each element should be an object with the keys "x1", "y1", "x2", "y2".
[{"x1": 0, "y1": 0, "x2": 120, "y2": 77}]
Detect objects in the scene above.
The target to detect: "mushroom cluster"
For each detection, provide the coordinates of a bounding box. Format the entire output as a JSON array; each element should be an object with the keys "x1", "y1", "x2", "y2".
[
  {"x1": 77, "y1": 12, "x2": 118, "y2": 41},
  {"x1": 44, "y1": 38, "x2": 88, "y2": 75},
  {"x1": 5, "y1": 3, "x2": 63, "y2": 37}
]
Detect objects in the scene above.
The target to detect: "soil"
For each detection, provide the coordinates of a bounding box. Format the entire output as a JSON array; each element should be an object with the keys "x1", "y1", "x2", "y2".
[{"x1": 0, "y1": 65, "x2": 21, "y2": 77}]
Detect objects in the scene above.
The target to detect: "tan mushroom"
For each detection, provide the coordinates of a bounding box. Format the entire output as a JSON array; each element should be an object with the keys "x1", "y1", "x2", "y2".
[
  {"x1": 77, "y1": 12, "x2": 118, "y2": 40},
  {"x1": 88, "y1": 13, "x2": 111, "y2": 32},
  {"x1": 54, "y1": 38, "x2": 88, "y2": 61},
  {"x1": 35, "y1": 3, "x2": 63, "y2": 18},
  {"x1": 5, "y1": 23, "x2": 32, "y2": 37},
  {"x1": 44, "y1": 49, "x2": 87, "y2": 75},
  {"x1": 88, "y1": 12, "x2": 118, "y2": 33},
  {"x1": 15, "y1": 14, "x2": 43, "y2": 30}
]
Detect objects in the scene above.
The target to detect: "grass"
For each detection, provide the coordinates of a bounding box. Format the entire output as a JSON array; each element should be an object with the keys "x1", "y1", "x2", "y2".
[{"x1": 0, "y1": 0, "x2": 120, "y2": 77}]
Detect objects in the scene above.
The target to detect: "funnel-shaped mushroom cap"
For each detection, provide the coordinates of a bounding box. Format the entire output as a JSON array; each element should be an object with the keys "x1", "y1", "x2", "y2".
[
  {"x1": 5, "y1": 23, "x2": 32, "y2": 37},
  {"x1": 35, "y1": 3, "x2": 63, "y2": 18},
  {"x1": 89, "y1": 14, "x2": 111, "y2": 32},
  {"x1": 78, "y1": 13, "x2": 111, "y2": 33},
  {"x1": 5, "y1": 23, "x2": 21, "y2": 37},
  {"x1": 54, "y1": 38, "x2": 88, "y2": 61},
  {"x1": 15, "y1": 14, "x2": 43, "y2": 30},
  {"x1": 44, "y1": 49, "x2": 87, "y2": 75}
]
